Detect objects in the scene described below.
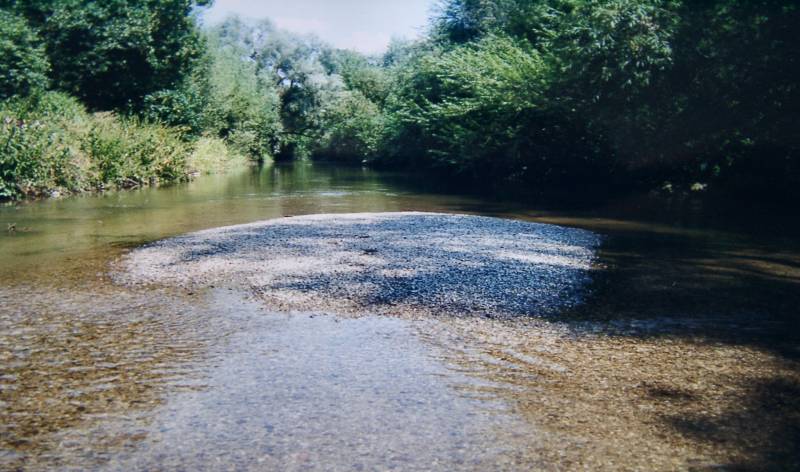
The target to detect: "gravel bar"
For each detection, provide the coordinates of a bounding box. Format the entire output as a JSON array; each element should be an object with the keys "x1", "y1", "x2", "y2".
[{"x1": 117, "y1": 212, "x2": 601, "y2": 318}]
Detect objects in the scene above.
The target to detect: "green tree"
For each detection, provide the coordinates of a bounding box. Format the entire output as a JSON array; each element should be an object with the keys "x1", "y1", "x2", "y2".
[
  {"x1": 0, "y1": 10, "x2": 49, "y2": 99},
  {"x1": 548, "y1": 0, "x2": 681, "y2": 168},
  {"x1": 204, "y1": 33, "x2": 283, "y2": 158},
  {"x1": 668, "y1": 0, "x2": 800, "y2": 192},
  {"x1": 383, "y1": 34, "x2": 609, "y2": 196},
  {"x1": 316, "y1": 90, "x2": 384, "y2": 162},
  {"x1": 3, "y1": 0, "x2": 211, "y2": 110},
  {"x1": 330, "y1": 50, "x2": 391, "y2": 106},
  {"x1": 214, "y1": 17, "x2": 339, "y2": 159}
]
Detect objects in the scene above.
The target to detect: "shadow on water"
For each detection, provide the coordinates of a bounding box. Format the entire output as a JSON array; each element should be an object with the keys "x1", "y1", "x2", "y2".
[
  {"x1": 568, "y1": 226, "x2": 800, "y2": 343},
  {"x1": 546, "y1": 222, "x2": 800, "y2": 470},
  {"x1": 663, "y1": 377, "x2": 800, "y2": 471},
  {"x1": 492, "y1": 218, "x2": 800, "y2": 470}
]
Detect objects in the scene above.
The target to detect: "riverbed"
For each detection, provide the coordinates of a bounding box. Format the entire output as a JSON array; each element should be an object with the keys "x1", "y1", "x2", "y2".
[{"x1": 1, "y1": 162, "x2": 798, "y2": 470}]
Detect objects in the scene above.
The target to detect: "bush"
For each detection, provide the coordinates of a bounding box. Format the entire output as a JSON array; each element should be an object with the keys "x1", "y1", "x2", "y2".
[
  {"x1": 0, "y1": 91, "x2": 201, "y2": 200},
  {"x1": 0, "y1": 112, "x2": 76, "y2": 198},
  {"x1": 142, "y1": 88, "x2": 207, "y2": 137},
  {"x1": 188, "y1": 136, "x2": 248, "y2": 175},
  {"x1": 0, "y1": 92, "x2": 88, "y2": 198},
  {"x1": 81, "y1": 114, "x2": 191, "y2": 188}
]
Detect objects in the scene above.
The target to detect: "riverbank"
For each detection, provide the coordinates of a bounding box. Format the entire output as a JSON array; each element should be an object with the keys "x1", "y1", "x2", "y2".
[{"x1": 1, "y1": 93, "x2": 251, "y2": 201}]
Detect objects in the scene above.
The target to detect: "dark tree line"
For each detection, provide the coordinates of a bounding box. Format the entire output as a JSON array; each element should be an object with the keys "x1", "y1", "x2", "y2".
[{"x1": 361, "y1": 0, "x2": 799, "y2": 201}]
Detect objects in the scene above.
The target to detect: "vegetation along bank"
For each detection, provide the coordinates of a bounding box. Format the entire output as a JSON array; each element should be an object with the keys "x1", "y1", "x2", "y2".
[{"x1": 1, "y1": 1, "x2": 798, "y2": 204}]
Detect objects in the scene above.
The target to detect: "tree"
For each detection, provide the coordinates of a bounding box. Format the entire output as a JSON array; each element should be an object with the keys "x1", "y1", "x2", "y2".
[
  {"x1": 547, "y1": 0, "x2": 681, "y2": 169},
  {"x1": 213, "y1": 16, "x2": 341, "y2": 159},
  {"x1": 433, "y1": 0, "x2": 508, "y2": 44},
  {"x1": 2, "y1": 0, "x2": 210, "y2": 110},
  {"x1": 329, "y1": 50, "x2": 391, "y2": 106},
  {"x1": 383, "y1": 34, "x2": 609, "y2": 196},
  {"x1": 668, "y1": 0, "x2": 800, "y2": 191},
  {"x1": 316, "y1": 90, "x2": 384, "y2": 162},
  {"x1": 0, "y1": 10, "x2": 49, "y2": 99}
]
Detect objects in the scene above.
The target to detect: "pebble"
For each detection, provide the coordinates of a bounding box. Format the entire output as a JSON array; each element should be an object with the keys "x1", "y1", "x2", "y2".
[{"x1": 117, "y1": 212, "x2": 601, "y2": 319}]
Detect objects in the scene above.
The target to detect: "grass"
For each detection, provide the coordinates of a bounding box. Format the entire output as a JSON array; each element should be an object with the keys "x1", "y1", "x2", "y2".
[
  {"x1": 188, "y1": 136, "x2": 249, "y2": 176},
  {"x1": 1, "y1": 92, "x2": 253, "y2": 200}
]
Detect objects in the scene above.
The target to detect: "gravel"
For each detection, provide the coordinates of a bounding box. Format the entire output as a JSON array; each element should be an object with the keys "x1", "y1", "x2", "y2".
[{"x1": 116, "y1": 212, "x2": 601, "y2": 318}]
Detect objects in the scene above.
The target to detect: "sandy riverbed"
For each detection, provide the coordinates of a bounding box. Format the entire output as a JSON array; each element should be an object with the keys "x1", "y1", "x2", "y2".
[{"x1": 108, "y1": 212, "x2": 800, "y2": 470}]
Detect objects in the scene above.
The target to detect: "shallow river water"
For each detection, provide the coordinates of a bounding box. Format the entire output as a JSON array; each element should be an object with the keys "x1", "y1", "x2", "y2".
[{"x1": 1, "y1": 163, "x2": 799, "y2": 470}]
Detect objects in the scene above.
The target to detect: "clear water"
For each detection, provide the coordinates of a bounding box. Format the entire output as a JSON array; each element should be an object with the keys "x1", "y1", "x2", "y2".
[{"x1": 1, "y1": 162, "x2": 798, "y2": 470}]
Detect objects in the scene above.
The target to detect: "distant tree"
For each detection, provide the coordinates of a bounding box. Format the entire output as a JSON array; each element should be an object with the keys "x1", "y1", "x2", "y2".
[
  {"x1": 321, "y1": 49, "x2": 390, "y2": 105},
  {"x1": 213, "y1": 17, "x2": 340, "y2": 159},
  {"x1": 382, "y1": 38, "x2": 418, "y2": 67},
  {"x1": 316, "y1": 90, "x2": 384, "y2": 162},
  {"x1": 433, "y1": 0, "x2": 507, "y2": 43}
]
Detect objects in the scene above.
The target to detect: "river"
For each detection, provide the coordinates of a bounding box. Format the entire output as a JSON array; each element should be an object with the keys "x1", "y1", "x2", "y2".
[{"x1": 1, "y1": 162, "x2": 798, "y2": 470}]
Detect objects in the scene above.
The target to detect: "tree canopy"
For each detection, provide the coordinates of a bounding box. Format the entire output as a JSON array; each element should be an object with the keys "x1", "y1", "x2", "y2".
[
  {"x1": 2, "y1": 0, "x2": 210, "y2": 110},
  {"x1": 0, "y1": 10, "x2": 49, "y2": 99},
  {"x1": 1, "y1": 0, "x2": 798, "y2": 202}
]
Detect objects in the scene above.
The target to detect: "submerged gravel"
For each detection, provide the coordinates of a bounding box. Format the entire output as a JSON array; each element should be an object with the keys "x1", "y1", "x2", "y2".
[{"x1": 117, "y1": 212, "x2": 601, "y2": 318}]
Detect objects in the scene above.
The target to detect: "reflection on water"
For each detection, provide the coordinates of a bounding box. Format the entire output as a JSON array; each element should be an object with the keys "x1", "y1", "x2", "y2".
[
  {"x1": 0, "y1": 164, "x2": 428, "y2": 284},
  {"x1": 1, "y1": 162, "x2": 799, "y2": 470}
]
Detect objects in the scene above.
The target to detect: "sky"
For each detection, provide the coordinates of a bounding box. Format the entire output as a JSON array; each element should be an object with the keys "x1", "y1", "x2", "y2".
[{"x1": 202, "y1": 0, "x2": 436, "y2": 54}]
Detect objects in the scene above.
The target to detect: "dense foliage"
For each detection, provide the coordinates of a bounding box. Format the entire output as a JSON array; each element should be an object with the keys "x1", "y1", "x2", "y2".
[
  {"x1": 0, "y1": 0, "x2": 269, "y2": 199},
  {"x1": 0, "y1": 10, "x2": 49, "y2": 99},
  {"x1": 1, "y1": 0, "x2": 797, "y2": 202},
  {"x1": 361, "y1": 0, "x2": 799, "y2": 200},
  {"x1": 1, "y1": 92, "x2": 192, "y2": 198},
  {"x1": 1, "y1": 0, "x2": 211, "y2": 110},
  {"x1": 382, "y1": 34, "x2": 609, "y2": 196},
  {"x1": 266, "y1": 0, "x2": 794, "y2": 201}
]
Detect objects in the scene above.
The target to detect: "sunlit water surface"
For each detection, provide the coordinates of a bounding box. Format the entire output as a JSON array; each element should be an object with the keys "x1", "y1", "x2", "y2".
[{"x1": 1, "y1": 163, "x2": 799, "y2": 470}]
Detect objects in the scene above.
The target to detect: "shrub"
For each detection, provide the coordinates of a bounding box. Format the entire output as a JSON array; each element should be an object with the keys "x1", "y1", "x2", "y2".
[
  {"x1": 188, "y1": 136, "x2": 247, "y2": 175},
  {"x1": 1, "y1": 92, "x2": 199, "y2": 200},
  {"x1": 0, "y1": 92, "x2": 88, "y2": 198},
  {"x1": 142, "y1": 88, "x2": 207, "y2": 137},
  {"x1": 0, "y1": 112, "x2": 76, "y2": 198},
  {"x1": 81, "y1": 114, "x2": 191, "y2": 189}
]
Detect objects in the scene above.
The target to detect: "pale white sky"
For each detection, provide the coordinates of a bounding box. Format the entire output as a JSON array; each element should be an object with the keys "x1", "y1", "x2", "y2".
[{"x1": 203, "y1": 0, "x2": 436, "y2": 54}]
